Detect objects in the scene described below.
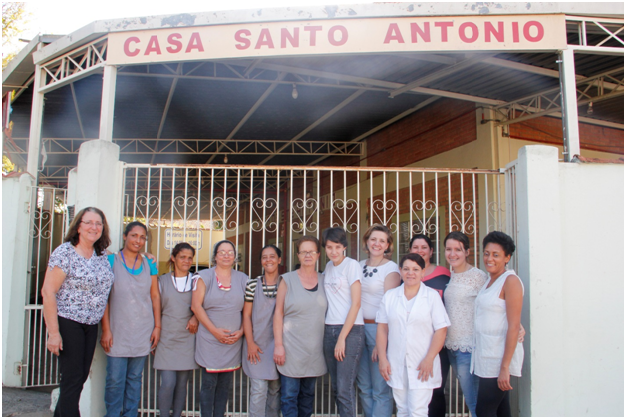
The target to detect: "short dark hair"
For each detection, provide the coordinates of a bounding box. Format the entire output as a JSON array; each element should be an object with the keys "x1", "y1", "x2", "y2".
[
  {"x1": 399, "y1": 253, "x2": 426, "y2": 269},
  {"x1": 64, "y1": 207, "x2": 111, "y2": 255},
  {"x1": 259, "y1": 244, "x2": 282, "y2": 260},
  {"x1": 444, "y1": 231, "x2": 470, "y2": 251},
  {"x1": 483, "y1": 231, "x2": 515, "y2": 257},
  {"x1": 295, "y1": 236, "x2": 321, "y2": 253},
  {"x1": 212, "y1": 240, "x2": 236, "y2": 263},
  {"x1": 322, "y1": 227, "x2": 348, "y2": 248},
  {"x1": 362, "y1": 224, "x2": 394, "y2": 255},
  {"x1": 409, "y1": 234, "x2": 433, "y2": 250},
  {"x1": 167, "y1": 242, "x2": 196, "y2": 268}
]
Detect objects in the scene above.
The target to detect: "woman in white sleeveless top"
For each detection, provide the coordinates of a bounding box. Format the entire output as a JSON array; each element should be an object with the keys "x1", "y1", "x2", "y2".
[{"x1": 473, "y1": 231, "x2": 524, "y2": 417}]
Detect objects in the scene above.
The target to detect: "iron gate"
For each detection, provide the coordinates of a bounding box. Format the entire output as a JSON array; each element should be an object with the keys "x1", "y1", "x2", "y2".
[{"x1": 122, "y1": 163, "x2": 509, "y2": 417}]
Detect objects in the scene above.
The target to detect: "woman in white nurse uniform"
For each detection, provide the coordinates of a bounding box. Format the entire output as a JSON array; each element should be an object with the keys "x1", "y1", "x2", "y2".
[{"x1": 376, "y1": 253, "x2": 451, "y2": 417}]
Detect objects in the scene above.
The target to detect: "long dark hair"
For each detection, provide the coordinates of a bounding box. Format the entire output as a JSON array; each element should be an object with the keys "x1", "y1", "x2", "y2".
[{"x1": 64, "y1": 207, "x2": 111, "y2": 255}]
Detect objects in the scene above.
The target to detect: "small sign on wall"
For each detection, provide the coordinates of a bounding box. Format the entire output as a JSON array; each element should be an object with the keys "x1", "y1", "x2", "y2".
[{"x1": 165, "y1": 229, "x2": 203, "y2": 250}]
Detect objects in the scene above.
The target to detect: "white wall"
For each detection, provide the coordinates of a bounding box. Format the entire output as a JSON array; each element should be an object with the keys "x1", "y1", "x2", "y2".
[
  {"x1": 2, "y1": 173, "x2": 34, "y2": 386},
  {"x1": 515, "y1": 145, "x2": 624, "y2": 417}
]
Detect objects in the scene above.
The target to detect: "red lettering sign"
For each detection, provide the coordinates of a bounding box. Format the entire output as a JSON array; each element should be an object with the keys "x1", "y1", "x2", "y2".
[{"x1": 124, "y1": 37, "x2": 140, "y2": 57}]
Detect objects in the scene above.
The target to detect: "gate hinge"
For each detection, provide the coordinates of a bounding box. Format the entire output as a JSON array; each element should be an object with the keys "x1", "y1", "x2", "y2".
[{"x1": 14, "y1": 361, "x2": 23, "y2": 375}]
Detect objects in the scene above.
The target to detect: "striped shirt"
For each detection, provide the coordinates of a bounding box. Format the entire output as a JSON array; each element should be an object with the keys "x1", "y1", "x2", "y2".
[{"x1": 244, "y1": 276, "x2": 279, "y2": 302}]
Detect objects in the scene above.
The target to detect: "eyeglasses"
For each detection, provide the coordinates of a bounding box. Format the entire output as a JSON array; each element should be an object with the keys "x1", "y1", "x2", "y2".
[
  {"x1": 81, "y1": 221, "x2": 103, "y2": 228},
  {"x1": 298, "y1": 251, "x2": 318, "y2": 257},
  {"x1": 217, "y1": 250, "x2": 236, "y2": 257}
]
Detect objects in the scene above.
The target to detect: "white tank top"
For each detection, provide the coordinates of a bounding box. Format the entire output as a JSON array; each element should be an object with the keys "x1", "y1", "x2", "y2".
[{"x1": 472, "y1": 269, "x2": 524, "y2": 378}]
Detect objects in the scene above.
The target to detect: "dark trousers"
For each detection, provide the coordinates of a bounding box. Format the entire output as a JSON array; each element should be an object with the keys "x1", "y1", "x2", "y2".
[
  {"x1": 200, "y1": 370, "x2": 234, "y2": 417},
  {"x1": 428, "y1": 346, "x2": 450, "y2": 417},
  {"x1": 476, "y1": 377, "x2": 512, "y2": 417},
  {"x1": 54, "y1": 316, "x2": 98, "y2": 417}
]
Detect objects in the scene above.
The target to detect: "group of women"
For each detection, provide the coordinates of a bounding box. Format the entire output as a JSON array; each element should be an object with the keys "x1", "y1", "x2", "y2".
[{"x1": 42, "y1": 206, "x2": 524, "y2": 417}]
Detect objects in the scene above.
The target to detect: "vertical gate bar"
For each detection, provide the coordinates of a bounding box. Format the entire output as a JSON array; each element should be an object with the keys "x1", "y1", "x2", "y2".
[
  {"x1": 37, "y1": 308, "x2": 44, "y2": 385},
  {"x1": 421, "y1": 172, "x2": 426, "y2": 240},
  {"x1": 133, "y1": 167, "x2": 139, "y2": 220},
  {"x1": 34, "y1": 192, "x2": 43, "y2": 306},
  {"x1": 170, "y1": 168, "x2": 177, "y2": 254},
  {"x1": 183, "y1": 168, "x2": 189, "y2": 235},
  {"x1": 484, "y1": 174, "x2": 490, "y2": 234},
  {"x1": 235, "y1": 169, "x2": 241, "y2": 270},
  {"x1": 263, "y1": 169, "x2": 267, "y2": 249},
  {"x1": 497, "y1": 174, "x2": 502, "y2": 232},
  {"x1": 330, "y1": 170, "x2": 334, "y2": 228},
  {"x1": 276, "y1": 170, "x2": 281, "y2": 249},
  {"x1": 460, "y1": 173, "x2": 465, "y2": 234},
  {"x1": 157, "y1": 169, "x2": 163, "y2": 266},
  {"x1": 448, "y1": 174, "x2": 452, "y2": 237},
  {"x1": 315, "y1": 170, "x2": 320, "y2": 242},
  {"x1": 196, "y1": 169, "x2": 202, "y2": 271},
  {"x1": 289, "y1": 171, "x2": 293, "y2": 270},
  {"x1": 209, "y1": 168, "x2": 215, "y2": 261},
  {"x1": 382, "y1": 171, "x2": 387, "y2": 224},
  {"x1": 395, "y1": 171, "x2": 399, "y2": 256},
  {"x1": 409, "y1": 172, "x2": 413, "y2": 259},
  {"x1": 369, "y1": 170, "x2": 373, "y2": 227},
  {"x1": 146, "y1": 167, "x2": 152, "y2": 231},
  {"x1": 249, "y1": 169, "x2": 255, "y2": 276},
  {"x1": 48, "y1": 189, "x2": 56, "y2": 260},
  {"x1": 343, "y1": 170, "x2": 347, "y2": 231},
  {"x1": 472, "y1": 173, "x2": 478, "y2": 266},
  {"x1": 434, "y1": 172, "x2": 439, "y2": 264},
  {"x1": 223, "y1": 169, "x2": 229, "y2": 258},
  {"x1": 303, "y1": 169, "x2": 308, "y2": 234},
  {"x1": 356, "y1": 171, "x2": 360, "y2": 257}
]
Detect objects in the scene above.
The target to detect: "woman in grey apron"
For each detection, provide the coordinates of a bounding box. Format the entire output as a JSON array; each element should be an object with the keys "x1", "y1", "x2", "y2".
[
  {"x1": 101, "y1": 221, "x2": 161, "y2": 417},
  {"x1": 273, "y1": 236, "x2": 328, "y2": 417},
  {"x1": 191, "y1": 240, "x2": 248, "y2": 417},
  {"x1": 154, "y1": 242, "x2": 199, "y2": 417},
  {"x1": 242, "y1": 244, "x2": 282, "y2": 417}
]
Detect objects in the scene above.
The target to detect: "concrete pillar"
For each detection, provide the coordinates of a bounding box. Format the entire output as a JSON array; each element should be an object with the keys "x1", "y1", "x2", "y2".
[
  {"x1": 99, "y1": 65, "x2": 117, "y2": 142},
  {"x1": 26, "y1": 64, "x2": 46, "y2": 177},
  {"x1": 558, "y1": 49, "x2": 581, "y2": 162},
  {"x1": 514, "y1": 145, "x2": 565, "y2": 417},
  {"x1": 73, "y1": 139, "x2": 124, "y2": 416},
  {"x1": 2, "y1": 173, "x2": 35, "y2": 386}
]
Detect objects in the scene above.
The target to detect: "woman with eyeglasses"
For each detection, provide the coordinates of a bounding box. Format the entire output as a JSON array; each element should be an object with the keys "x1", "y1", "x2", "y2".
[
  {"x1": 42, "y1": 207, "x2": 115, "y2": 417},
  {"x1": 154, "y1": 242, "x2": 199, "y2": 417},
  {"x1": 356, "y1": 224, "x2": 401, "y2": 417},
  {"x1": 101, "y1": 221, "x2": 161, "y2": 417},
  {"x1": 192, "y1": 240, "x2": 248, "y2": 417},
  {"x1": 273, "y1": 236, "x2": 327, "y2": 417}
]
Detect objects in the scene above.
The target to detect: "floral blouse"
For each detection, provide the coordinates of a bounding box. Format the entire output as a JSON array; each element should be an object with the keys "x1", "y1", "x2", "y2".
[{"x1": 48, "y1": 242, "x2": 114, "y2": 325}]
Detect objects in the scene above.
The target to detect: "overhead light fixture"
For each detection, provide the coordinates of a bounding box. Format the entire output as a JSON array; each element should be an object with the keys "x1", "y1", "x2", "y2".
[
  {"x1": 292, "y1": 84, "x2": 298, "y2": 99},
  {"x1": 224, "y1": 154, "x2": 229, "y2": 164},
  {"x1": 587, "y1": 101, "x2": 593, "y2": 114}
]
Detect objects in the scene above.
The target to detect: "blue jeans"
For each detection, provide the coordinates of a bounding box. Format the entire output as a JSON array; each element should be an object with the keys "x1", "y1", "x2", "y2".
[
  {"x1": 356, "y1": 323, "x2": 393, "y2": 417},
  {"x1": 200, "y1": 371, "x2": 233, "y2": 417},
  {"x1": 104, "y1": 355, "x2": 148, "y2": 417},
  {"x1": 279, "y1": 375, "x2": 317, "y2": 417},
  {"x1": 447, "y1": 349, "x2": 479, "y2": 417},
  {"x1": 249, "y1": 377, "x2": 281, "y2": 417},
  {"x1": 323, "y1": 324, "x2": 365, "y2": 417}
]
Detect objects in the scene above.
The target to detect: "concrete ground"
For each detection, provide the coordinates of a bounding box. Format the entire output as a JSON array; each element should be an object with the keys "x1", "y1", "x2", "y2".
[{"x1": 2, "y1": 387, "x2": 53, "y2": 417}]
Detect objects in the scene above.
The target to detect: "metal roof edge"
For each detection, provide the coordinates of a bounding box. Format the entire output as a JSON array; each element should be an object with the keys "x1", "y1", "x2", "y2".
[{"x1": 31, "y1": 2, "x2": 624, "y2": 65}]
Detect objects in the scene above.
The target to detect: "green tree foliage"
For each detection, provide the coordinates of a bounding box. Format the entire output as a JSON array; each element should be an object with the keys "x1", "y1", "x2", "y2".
[{"x1": 2, "y1": 2, "x2": 29, "y2": 68}]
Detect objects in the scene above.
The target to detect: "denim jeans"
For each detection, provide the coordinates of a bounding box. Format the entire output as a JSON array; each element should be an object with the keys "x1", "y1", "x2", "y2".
[
  {"x1": 323, "y1": 324, "x2": 365, "y2": 417},
  {"x1": 476, "y1": 377, "x2": 511, "y2": 417},
  {"x1": 447, "y1": 349, "x2": 479, "y2": 417},
  {"x1": 200, "y1": 371, "x2": 233, "y2": 417},
  {"x1": 356, "y1": 323, "x2": 393, "y2": 417},
  {"x1": 104, "y1": 355, "x2": 148, "y2": 417},
  {"x1": 279, "y1": 375, "x2": 317, "y2": 417},
  {"x1": 249, "y1": 378, "x2": 280, "y2": 417}
]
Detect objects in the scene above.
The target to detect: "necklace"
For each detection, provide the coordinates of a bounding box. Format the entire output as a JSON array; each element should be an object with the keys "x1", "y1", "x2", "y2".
[
  {"x1": 173, "y1": 273, "x2": 191, "y2": 292},
  {"x1": 362, "y1": 258, "x2": 384, "y2": 278},
  {"x1": 120, "y1": 251, "x2": 140, "y2": 274},
  {"x1": 262, "y1": 275, "x2": 279, "y2": 298}
]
